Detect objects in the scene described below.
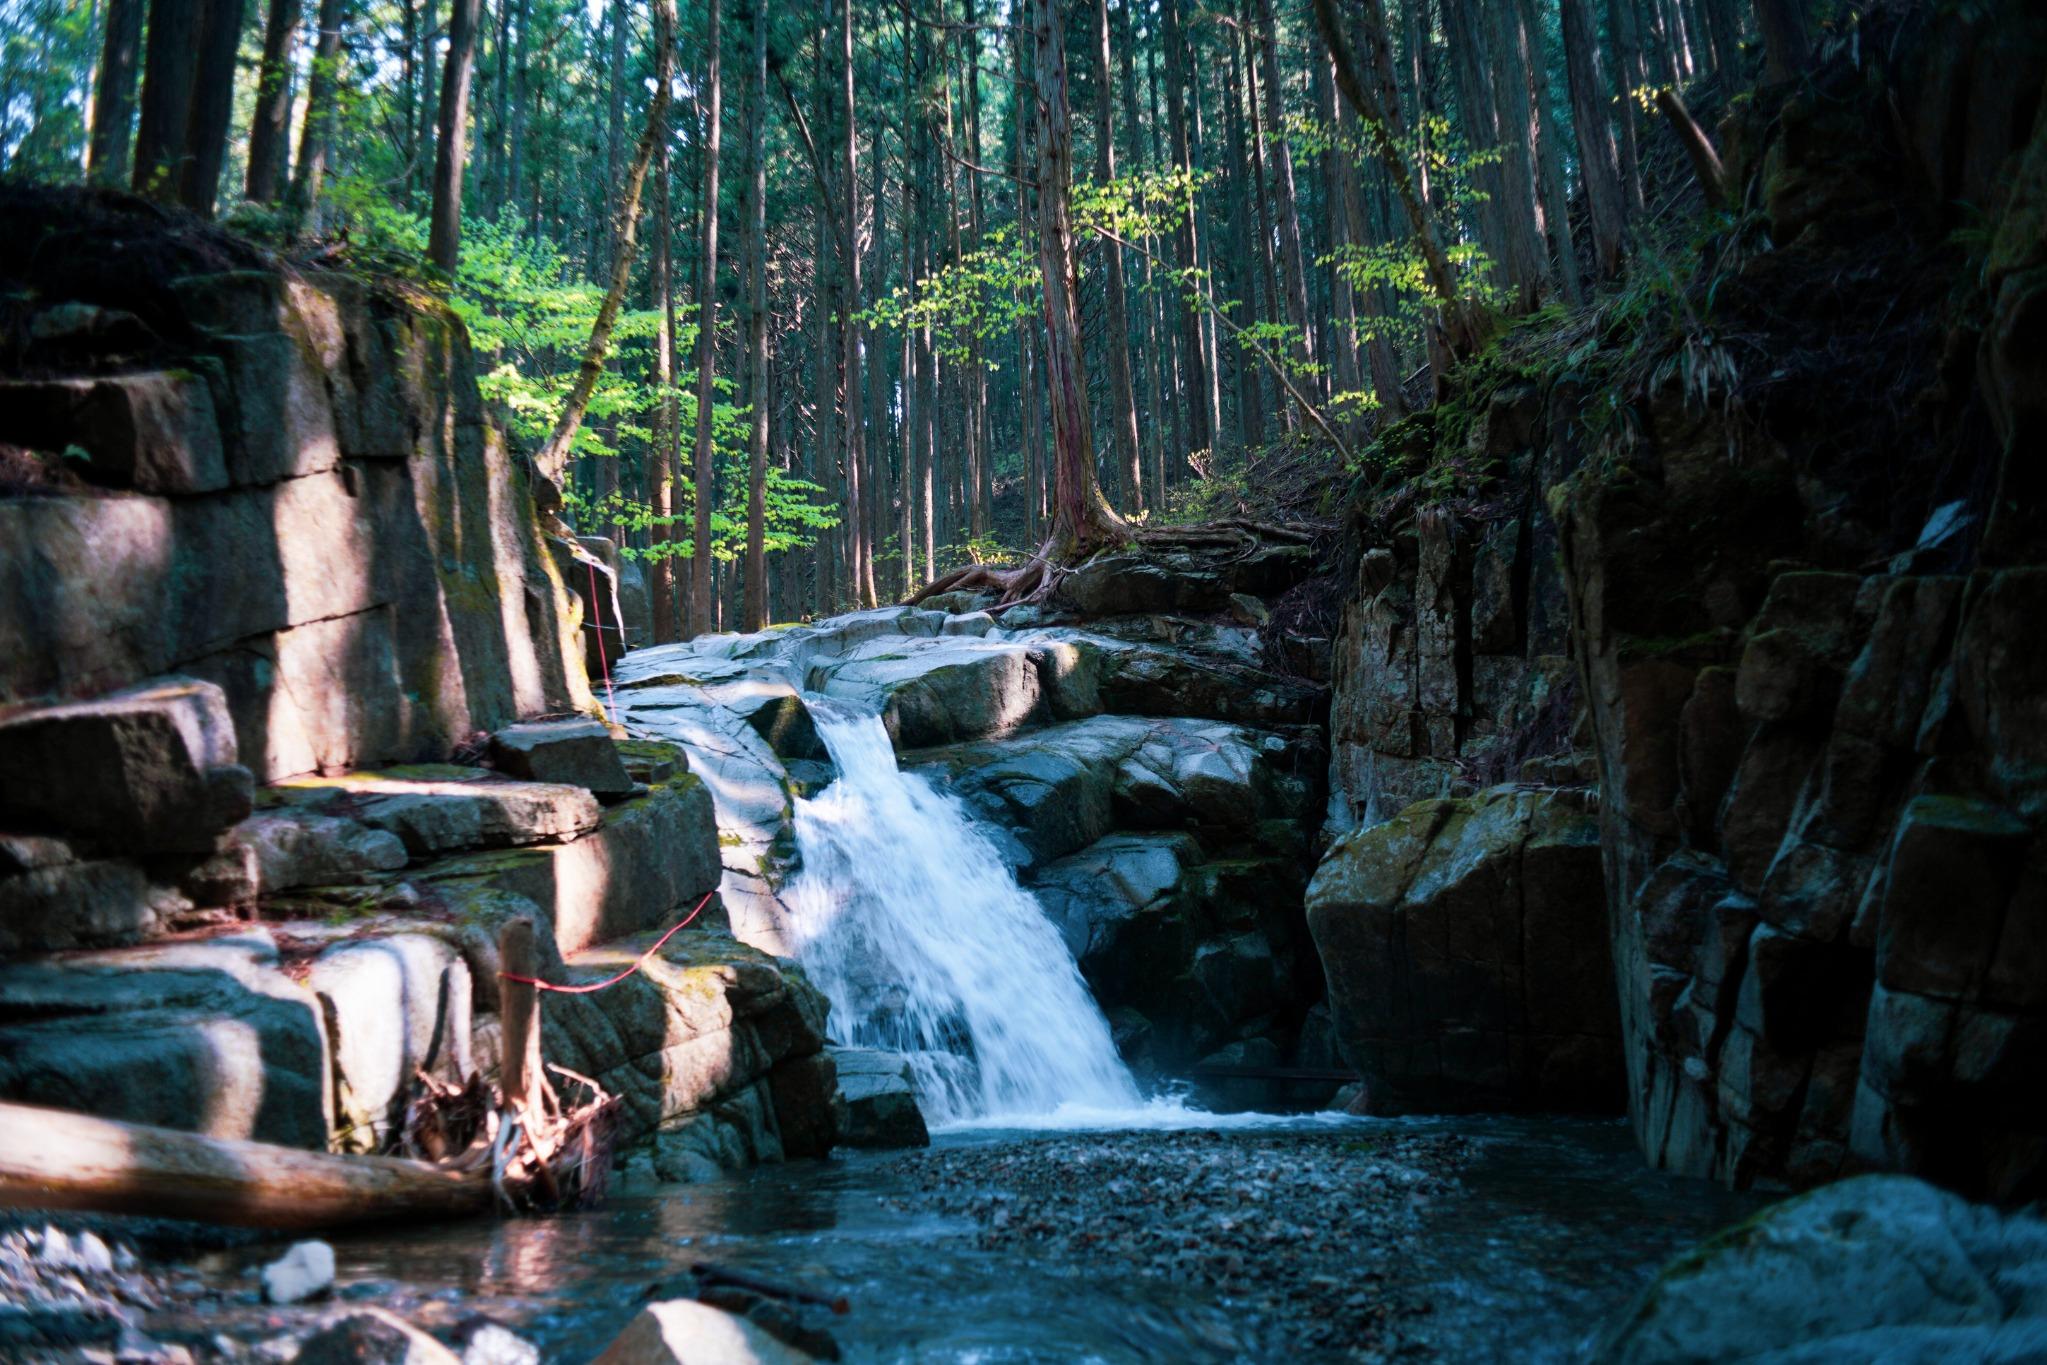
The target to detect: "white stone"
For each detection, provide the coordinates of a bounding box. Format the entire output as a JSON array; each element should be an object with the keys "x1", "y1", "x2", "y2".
[{"x1": 260, "y1": 1239, "x2": 336, "y2": 1305}]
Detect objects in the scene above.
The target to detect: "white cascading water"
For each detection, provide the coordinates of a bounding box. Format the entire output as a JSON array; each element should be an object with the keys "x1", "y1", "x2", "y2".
[{"x1": 783, "y1": 698, "x2": 1142, "y2": 1125}]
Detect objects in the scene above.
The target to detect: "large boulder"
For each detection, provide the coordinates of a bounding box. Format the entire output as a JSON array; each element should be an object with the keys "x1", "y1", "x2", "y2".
[
  {"x1": 0, "y1": 262, "x2": 591, "y2": 787},
  {"x1": 1598, "y1": 1175, "x2": 2047, "y2": 1363},
  {"x1": 539, "y1": 929, "x2": 832, "y2": 1156},
  {"x1": 1306, "y1": 786, "x2": 1622, "y2": 1113},
  {"x1": 234, "y1": 808, "x2": 409, "y2": 894},
  {"x1": 0, "y1": 930, "x2": 331, "y2": 1147},
  {"x1": 593, "y1": 1300, "x2": 820, "y2": 1365},
  {"x1": 305, "y1": 933, "x2": 474, "y2": 1152},
  {"x1": 488, "y1": 718, "x2": 636, "y2": 799},
  {"x1": 827, "y1": 1047, "x2": 931, "y2": 1148},
  {"x1": 812, "y1": 636, "x2": 1045, "y2": 747},
  {"x1": 0, "y1": 677, "x2": 252, "y2": 853}
]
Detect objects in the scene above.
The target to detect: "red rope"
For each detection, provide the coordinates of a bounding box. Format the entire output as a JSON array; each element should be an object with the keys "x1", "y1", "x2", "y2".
[
  {"x1": 500, "y1": 891, "x2": 715, "y2": 994},
  {"x1": 586, "y1": 558, "x2": 617, "y2": 716}
]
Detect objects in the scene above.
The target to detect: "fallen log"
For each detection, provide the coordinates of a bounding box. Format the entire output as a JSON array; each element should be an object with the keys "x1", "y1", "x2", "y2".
[{"x1": 0, "y1": 1100, "x2": 492, "y2": 1233}]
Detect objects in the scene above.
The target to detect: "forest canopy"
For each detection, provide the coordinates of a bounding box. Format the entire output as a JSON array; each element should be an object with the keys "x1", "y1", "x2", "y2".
[{"x1": 0, "y1": 0, "x2": 1771, "y2": 631}]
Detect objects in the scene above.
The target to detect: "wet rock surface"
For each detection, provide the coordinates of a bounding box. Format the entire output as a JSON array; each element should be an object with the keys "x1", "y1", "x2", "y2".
[{"x1": 886, "y1": 1130, "x2": 1473, "y2": 1359}]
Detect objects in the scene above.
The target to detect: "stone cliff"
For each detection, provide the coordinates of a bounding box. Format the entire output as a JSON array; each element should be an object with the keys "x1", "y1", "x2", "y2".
[{"x1": 1311, "y1": 5, "x2": 2047, "y2": 1201}]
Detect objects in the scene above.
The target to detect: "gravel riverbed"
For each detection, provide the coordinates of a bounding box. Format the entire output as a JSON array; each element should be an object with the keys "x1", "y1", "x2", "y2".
[{"x1": 885, "y1": 1128, "x2": 1475, "y2": 1361}]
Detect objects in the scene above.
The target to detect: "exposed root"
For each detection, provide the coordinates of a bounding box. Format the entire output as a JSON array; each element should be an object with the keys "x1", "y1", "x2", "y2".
[{"x1": 905, "y1": 516, "x2": 1331, "y2": 611}]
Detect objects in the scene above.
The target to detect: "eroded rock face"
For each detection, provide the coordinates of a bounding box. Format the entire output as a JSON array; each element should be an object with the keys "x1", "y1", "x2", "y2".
[
  {"x1": 1307, "y1": 787, "x2": 1620, "y2": 1113},
  {"x1": 0, "y1": 930, "x2": 331, "y2": 1146},
  {"x1": 0, "y1": 262, "x2": 590, "y2": 785},
  {"x1": 1598, "y1": 1175, "x2": 2047, "y2": 1364}
]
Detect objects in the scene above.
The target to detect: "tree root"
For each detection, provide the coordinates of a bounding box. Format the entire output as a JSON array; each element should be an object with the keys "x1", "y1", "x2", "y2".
[{"x1": 904, "y1": 516, "x2": 1331, "y2": 611}]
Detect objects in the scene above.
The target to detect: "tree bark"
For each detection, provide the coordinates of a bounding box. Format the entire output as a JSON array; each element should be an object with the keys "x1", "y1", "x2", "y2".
[
  {"x1": 535, "y1": 0, "x2": 675, "y2": 486},
  {"x1": 1031, "y1": 0, "x2": 1125, "y2": 555},
  {"x1": 429, "y1": 0, "x2": 485, "y2": 271},
  {"x1": 1310, "y1": 0, "x2": 1477, "y2": 363},
  {"x1": 133, "y1": 0, "x2": 201, "y2": 199},
  {"x1": 690, "y1": 0, "x2": 724, "y2": 632},
  {"x1": 1224, "y1": 15, "x2": 1268, "y2": 449},
  {"x1": 89, "y1": 0, "x2": 144, "y2": 185},
  {"x1": 246, "y1": 0, "x2": 301, "y2": 202},
  {"x1": 649, "y1": 130, "x2": 679, "y2": 641},
  {"x1": 837, "y1": 0, "x2": 873, "y2": 606},
  {"x1": 742, "y1": 0, "x2": 769, "y2": 631},
  {"x1": 1562, "y1": 0, "x2": 1627, "y2": 277},
  {"x1": 173, "y1": 0, "x2": 247, "y2": 215},
  {"x1": 0, "y1": 1102, "x2": 488, "y2": 1233},
  {"x1": 1255, "y1": 0, "x2": 1316, "y2": 387},
  {"x1": 285, "y1": 0, "x2": 345, "y2": 232},
  {"x1": 1158, "y1": 0, "x2": 1213, "y2": 459},
  {"x1": 1092, "y1": 0, "x2": 1143, "y2": 514}
]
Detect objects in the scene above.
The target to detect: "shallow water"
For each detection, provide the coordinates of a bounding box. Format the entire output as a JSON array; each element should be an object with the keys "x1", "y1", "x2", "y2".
[{"x1": 147, "y1": 1114, "x2": 1759, "y2": 1362}]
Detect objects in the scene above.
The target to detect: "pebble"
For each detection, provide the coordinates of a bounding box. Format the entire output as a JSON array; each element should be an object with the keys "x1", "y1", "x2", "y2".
[
  {"x1": 259, "y1": 1239, "x2": 336, "y2": 1306},
  {"x1": 886, "y1": 1129, "x2": 1472, "y2": 1361}
]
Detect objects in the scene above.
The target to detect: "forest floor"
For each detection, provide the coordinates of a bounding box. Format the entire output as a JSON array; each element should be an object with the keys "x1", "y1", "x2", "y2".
[{"x1": 885, "y1": 1128, "x2": 1474, "y2": 1360}]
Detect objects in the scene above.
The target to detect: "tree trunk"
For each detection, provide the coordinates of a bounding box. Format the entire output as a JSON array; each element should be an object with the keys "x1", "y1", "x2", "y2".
[
  {"x1": 649, "y1": 133, "x2": 679, "y2": 642},
  {"x1": 0, "y1": 1102, "x2": 488, "y2": 1233},
  {"x1": 1158, "y1": 0, "x2": 1212, "y2": 459},
  {"x1": 690, "y1": 0, "x2": 724, "y2": 632},
  {"x1": 133, "y1": 0, "x2": 200, "y2": 199},
  {"x1": 429, "y1": 0, "x2": 485, "y2": 271},
  {"x1": 1562, "y1": 0, "x2": 1627, "y2": 277},
  {"x1": 1256, "y1": 0, "x2": 1316, "y2": 387},
  {"x1": 285, "y1": 0, "x2": 344, "y2": 231},
  {"x1": 1516, "y1": 0, "x2": 1584, "y2": 305},
  {"x1": 166, "y1": 0, "x2": 240, "y2": 214},
  {"x1": 742, "y1": 0, "x2": 769, "y2": 630},
  {"x1": 1224, "y1": 15, "x2": 1267, "y2": 450},
  {"x1": 1031, "y1": 0, "x2": 1124, "y2": 556},
  {"x1": 837, "y1": 0, "x2": 873, "y2": 607},
  {"x1": 1091, "y1": 0, "x2": 1143, "y2": 514},
  {"x1": 89, "y1": 0, "x2": 144, "y2": 185},
  {"x1": 535, "y1": 0, "x2": 675, "y2": 486},
  {"x1": 246, "y1": 0, "x2": 301, "y2": 201},
  {"x1": 1754, "y1": 0, "x2": 1808, "y2": 83},
  {"x1": 1311, "y1": 0, "x2": 1476, "y2": 363}
]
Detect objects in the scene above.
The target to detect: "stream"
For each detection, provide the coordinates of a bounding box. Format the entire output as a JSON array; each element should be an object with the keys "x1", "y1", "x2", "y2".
[
  {"x1": 141, "y1": 1114, "x2": 1757, "y2": 1361},
  {"x1": 134, "y1": 691, "x2": 1759, "y2": 1359}
]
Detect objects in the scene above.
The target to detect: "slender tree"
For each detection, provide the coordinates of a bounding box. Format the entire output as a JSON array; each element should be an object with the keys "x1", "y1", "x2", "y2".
[
  {"x1": 536, "y1": 0, "x2": 677, "y2": 484},
  {"x1": 247, "y1": 0, "x2": 302, "y2": 201},
  {"x1": 742, "y1": 0, "x2": 771, "y2": 630},
  {"x1": 428, "y1": 0, "x2": 485, "y2": 270},
  {"x1": 1031, "y1": 0, "x2": 1124, "y2": 557},
  {"x1": 87, "y1": 0, "x2": 143, "y2": 184},
  {"x1": 1092, "y1": 0, "x2": 1143, "y2": 514},
  {"x1": 688, "y1": 0, "x2": 726, "y2": 630}
]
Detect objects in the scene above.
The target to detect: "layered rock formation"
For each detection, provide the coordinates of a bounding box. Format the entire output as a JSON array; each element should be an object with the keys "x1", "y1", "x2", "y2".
[{"x1": 0, "y1": 218, "x2": 836, "y2": 1181}]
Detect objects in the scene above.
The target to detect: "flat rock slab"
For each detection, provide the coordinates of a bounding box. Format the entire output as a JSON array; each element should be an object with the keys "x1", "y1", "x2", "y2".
[
  {"x1": 235, "y1": 809, "x2": 408, "y2": 894},
  {"x1": 422, "y1": 772, "x2": 721, "y2": 958},
  {"x1": 275, "y1": 766, "x2": 602, "y2": 856},
  {"x1": 489, "y1": 718, "x2": 635, "y2": 798},
  {"x1": 0, "y1": 930, "x2": 330, "y2": 1147}
]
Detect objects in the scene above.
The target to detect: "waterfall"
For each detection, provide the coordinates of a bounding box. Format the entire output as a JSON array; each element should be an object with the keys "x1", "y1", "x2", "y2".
[{"x1": 784, "y1": 699, "x2": 1142, "y2": 1125}]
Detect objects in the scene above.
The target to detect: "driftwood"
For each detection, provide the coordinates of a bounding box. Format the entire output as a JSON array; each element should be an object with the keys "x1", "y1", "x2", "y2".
[
  {"x1": 0, "y1": 920, "x2": 619, "y2": 1232},
  {"x1": 0, "y1": 1100, "x2": 491, "y2": 1233}
]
